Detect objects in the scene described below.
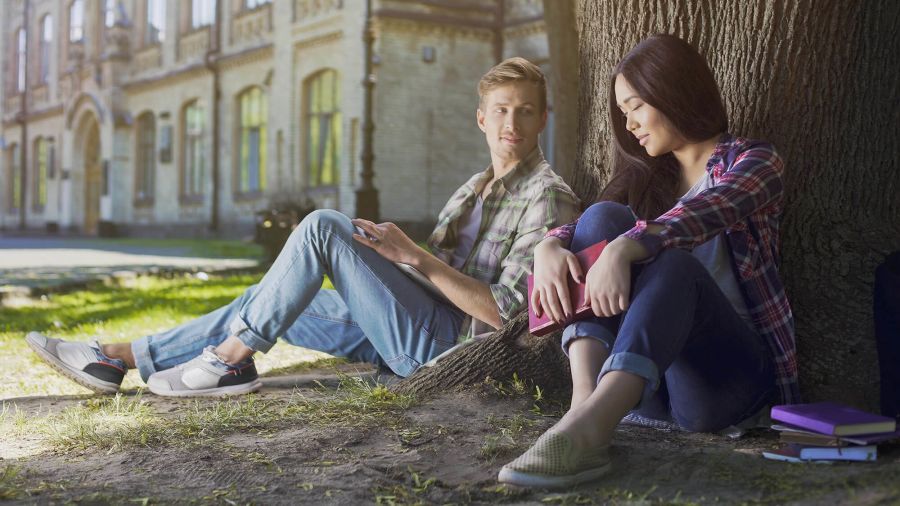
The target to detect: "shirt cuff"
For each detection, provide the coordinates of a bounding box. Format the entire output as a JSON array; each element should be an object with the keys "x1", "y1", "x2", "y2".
[
  {"x1": 490, "y1": 282, "x2": 525, "y2": 323},
  {"x1": 622, "y1": 220, "x2": 665, "y2": 259}
]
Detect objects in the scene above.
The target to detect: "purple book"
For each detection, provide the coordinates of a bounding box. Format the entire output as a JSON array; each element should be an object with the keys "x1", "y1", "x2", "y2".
[{"x1": 771, "y1": 402, "x2": 897, "y2": 436}]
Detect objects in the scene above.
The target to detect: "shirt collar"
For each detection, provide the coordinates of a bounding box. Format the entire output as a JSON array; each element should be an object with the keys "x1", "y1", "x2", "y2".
[
  {"x1": 706, "y1": 132, "x2": 733, "y2": 173},
  {"x1": 477, "y1": 146, "x2": 545, "y2": 196}
]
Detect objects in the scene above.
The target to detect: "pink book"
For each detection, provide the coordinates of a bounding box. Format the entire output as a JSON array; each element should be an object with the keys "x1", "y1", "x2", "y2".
[
  {"x1": 770, "y1": 402, "x2": 897, "y2": 436},
  {"x1": 527, "y1": 241, "x2": 607, "y2": 337}
]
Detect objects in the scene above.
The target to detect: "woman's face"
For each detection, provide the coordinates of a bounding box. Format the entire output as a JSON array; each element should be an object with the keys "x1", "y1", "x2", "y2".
[{"x1": 614, "y1": 74, "x2": 684, "y2": 157}]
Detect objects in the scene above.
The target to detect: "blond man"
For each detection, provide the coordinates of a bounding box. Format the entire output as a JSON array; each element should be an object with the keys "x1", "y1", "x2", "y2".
[{"x1": 28, "y1": 58, "x2": 579, "y2": 396}]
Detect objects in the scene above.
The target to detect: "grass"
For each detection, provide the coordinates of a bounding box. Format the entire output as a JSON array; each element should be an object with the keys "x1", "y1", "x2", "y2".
[
  {"x1": 92, "y1": 237, "x2": 264, "y2": 260},
  {"x1": 0, "y1": 272, "x2": 336, "y2": 399},
  {"x1": 1, "y1": 375, "x2": 415, "y2": 455}
]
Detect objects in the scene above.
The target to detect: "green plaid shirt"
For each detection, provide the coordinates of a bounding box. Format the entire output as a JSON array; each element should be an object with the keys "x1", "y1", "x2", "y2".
[{"x1": 427, "y1": 148, "x2": 580, "y2": 342}]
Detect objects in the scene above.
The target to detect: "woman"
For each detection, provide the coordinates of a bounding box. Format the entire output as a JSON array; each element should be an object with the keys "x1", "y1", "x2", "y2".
[{"x1": 498, "y1": 34, "x2": 799, "y2": 488}]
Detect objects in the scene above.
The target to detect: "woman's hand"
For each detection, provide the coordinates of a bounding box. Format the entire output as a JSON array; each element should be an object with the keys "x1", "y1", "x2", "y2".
[
  {"x1": 531, "y1": 238, "x2": 584, "y2": 322},
  {"x1": 584, "y1": 238, "x2": 634, "y2": 317}
]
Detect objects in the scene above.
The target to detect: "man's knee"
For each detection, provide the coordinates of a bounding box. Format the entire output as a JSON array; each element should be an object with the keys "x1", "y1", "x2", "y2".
[{"x1": 294, "y1": 209, "x2": 352, "y2": 240}]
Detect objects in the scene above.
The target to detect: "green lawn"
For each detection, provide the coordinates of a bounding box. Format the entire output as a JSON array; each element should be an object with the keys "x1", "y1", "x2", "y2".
[
  {"x1": 0, "y1": 273, "x2": 333, "y2": 399},
  {"x1": 94, "y1": 237, "x2": 265, "y2": 259}
]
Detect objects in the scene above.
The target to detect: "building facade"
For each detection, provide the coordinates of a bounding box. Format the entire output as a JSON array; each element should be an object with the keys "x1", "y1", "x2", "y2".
[{"x1": 0, "y1": 0, "x2": 549, "y2": 237}]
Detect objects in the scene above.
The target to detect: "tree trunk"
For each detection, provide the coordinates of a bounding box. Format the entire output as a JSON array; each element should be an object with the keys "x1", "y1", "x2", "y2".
[{"x1": 399, "y1": 1, "x2": 900, "y2": 409}]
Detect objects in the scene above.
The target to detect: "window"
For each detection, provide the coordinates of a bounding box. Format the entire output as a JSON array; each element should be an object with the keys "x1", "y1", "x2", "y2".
[
  {"x1": 135, "y1": 113, "x2": 156, "y2": 203},
  {"x1": 245, "y1": 0, "x2": 271, "y2": 9},
  {"x1": 16, "y1": 28, "x2": 26, "y2": 92},
  {"x1": 7, "y1": 144, "x2": 21, "y2": 212},
  {"x1": 69, "y1": 0, "x2": 84, "y2": 43},
  {"x1": 40, "y1": 16, "x2": 53, "y2": 84},
  {"x1": 304, "y1": 70, "x2": 341, "y2": 187},
  {"x1": 146, "y1": 0, "x2": 166, "y2": 43},
  {"x1": 192, "y1": 0, "x2": 216, "y2": 28},
  {"x1": 237, "y1": 87, "x2": 267, "y2": 194},
  {"x1": 33, "y1": 138, "x2": 49, "y2": 210},
  {"x1": 182, "y1": 101, "x2": 205, "y2": 198},
  {"x1": 104, "y1": 0, "x2": 117, "y2": 28}
]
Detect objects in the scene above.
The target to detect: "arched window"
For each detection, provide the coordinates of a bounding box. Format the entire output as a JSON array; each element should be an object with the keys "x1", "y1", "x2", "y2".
[
  {"x1": 7, "y1": 144, "x2": 21, "y2": 212},
  {"x1": 182, "y1": 100, "x2": 205, "y2": 199},
  {"x1": 237, "y1": 87, "x2": 267, "y2": 194},
  {"x1": 33, "y1": 138, "x2": 50, "y2": 211},
  {"x1": 192, "y1": 0, "x2": 216, "y2": 28},
  {"x1": 69, "y1": 0, "x2": 84, "y2": 43},
  {"x1": 304, "y1": 70, "x2": 341, "y2": 187},
  {"x1": 40, "y1": 15, "x2": 53, "y2": 84},
  {"x1": 135, "y1": 112, "x2": 156, "y2": 203},
  {"x1": 146, "y1": 0, "x2": 166, "y2": 44},
  {"x1": 16, "y1": 28, "x2": 26, "y2": 92}
]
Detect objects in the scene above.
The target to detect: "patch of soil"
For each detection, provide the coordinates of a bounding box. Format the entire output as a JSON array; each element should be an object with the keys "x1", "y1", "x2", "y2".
[{"x1": 4, "y1": 376, "x2": 900, "y2": 505}]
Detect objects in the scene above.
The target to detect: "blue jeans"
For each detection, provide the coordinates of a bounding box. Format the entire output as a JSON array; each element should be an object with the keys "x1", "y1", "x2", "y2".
[
  {"x1": 132, "y1": 210, "x2": 465, "y2": 382},
  {"x1": 560, "y1": 202, "x2": 775, "y2": 432}
]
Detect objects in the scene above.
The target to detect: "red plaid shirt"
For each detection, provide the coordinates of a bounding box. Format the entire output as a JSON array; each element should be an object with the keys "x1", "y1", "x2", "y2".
[{"x1": 547, "y1": 134, "x2": 800, "y2": 403}]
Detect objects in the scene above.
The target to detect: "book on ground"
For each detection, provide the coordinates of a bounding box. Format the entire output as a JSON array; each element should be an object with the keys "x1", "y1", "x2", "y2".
[
  {"x1": 770, "y1": 402, "x2": 897, "y2": 436},
  {"x1": 527, "y1": 240, "x2": 607, "y2": 336},
  {"x1": 762, "y1": 445, "x2": 877, "y2": 462},
  {"x1": 773, "y1": 423, "x2": 900, "y2": 446}
]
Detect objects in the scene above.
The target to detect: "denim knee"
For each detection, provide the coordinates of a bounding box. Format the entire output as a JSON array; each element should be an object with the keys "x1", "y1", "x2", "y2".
[
  {"x1": 292, "y1": 209, "x2": 353, "y2": 244},
  {"x1": 571, "y1": 201, "x2": 637, "y2": 250}
]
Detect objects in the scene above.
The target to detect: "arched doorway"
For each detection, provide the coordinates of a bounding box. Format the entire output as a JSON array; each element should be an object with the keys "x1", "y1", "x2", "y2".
[{"x1": 83, "y1": 119, "x2": 101, "y2": 235}]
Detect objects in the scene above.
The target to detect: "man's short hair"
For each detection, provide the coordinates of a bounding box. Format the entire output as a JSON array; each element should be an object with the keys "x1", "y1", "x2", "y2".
[{"x1": 477, "y1": 57, "x2": 547, "y2": 113}]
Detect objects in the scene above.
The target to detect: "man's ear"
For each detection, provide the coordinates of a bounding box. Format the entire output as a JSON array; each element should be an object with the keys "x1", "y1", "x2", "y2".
[{"x1": 476, "y1": 108, "x2": 487, "y2": 133}]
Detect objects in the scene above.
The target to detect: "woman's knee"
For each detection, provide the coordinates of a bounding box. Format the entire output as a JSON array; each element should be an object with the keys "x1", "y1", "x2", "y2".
[
  {"x1": 573, "y1": 201, "x2": 636, "y2": 246},
  {"x1": 645, "y1": 249, "x2": 706, "y2": 278}
]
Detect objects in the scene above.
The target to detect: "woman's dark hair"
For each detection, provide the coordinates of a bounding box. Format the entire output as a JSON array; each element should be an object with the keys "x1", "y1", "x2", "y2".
[{"x1": 599, "y1": 34, "x2": 728, "y2": 219}]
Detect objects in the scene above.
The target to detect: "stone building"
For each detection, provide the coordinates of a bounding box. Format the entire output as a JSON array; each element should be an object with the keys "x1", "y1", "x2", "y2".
[{"x1": 0, "y1": 0, "x2": 550, "y2": 237}]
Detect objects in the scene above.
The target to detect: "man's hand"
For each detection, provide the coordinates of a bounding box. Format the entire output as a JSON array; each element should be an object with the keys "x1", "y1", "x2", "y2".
[
  {"x1": 531, "y1": 238, "x2": 583, "y2": 323},
  {"x1": 351, "y1": 219, "x2": 422, "y2": 265}
]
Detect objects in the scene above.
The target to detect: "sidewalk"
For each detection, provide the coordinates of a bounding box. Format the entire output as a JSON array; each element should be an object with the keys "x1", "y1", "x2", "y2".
[{"x1": 0, "y1": 237, "x2": 262, "y2": 303}]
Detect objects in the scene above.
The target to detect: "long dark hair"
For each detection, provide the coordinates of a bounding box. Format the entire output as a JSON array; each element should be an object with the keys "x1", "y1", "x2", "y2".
[{"x1": 599, "y1": 34, "x2": 728, "y2": 219}]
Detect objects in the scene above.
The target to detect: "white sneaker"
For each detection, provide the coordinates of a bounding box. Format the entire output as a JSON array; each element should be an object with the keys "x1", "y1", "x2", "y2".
[{"x1": 147, "y1": 346, "x2": 262, "y2": 397}]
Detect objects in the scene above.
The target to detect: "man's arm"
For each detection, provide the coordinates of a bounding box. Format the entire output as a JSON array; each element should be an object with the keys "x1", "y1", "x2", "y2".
[{"x1": 351, "y1": 219, "x2": 502, "y2": 329}]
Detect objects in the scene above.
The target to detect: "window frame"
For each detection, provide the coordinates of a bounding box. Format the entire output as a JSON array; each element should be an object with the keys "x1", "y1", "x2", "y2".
[
  {"x1": 39, "y1": 15, "x2": 53, "y2": 84},
  {"x1": 32, "y1": 138, "x2": 49, "y2": 212},
  {"x1": 191, "y1": 0, "x2": 216, "y2": 29},
  {"x1": 135, "y1": 112, "x2": 157, "y2": 206},
  {"x1": 235, "y1": 87, "x2": 267, "y2": 198},
  {"x1": 69, "y1": 0, "x2": 84, "y2": 43},
  {"x1": 145, "y1": 0, "x2": 166, "y2": 45},
  {"x1": 180, "y1": 100, "x2": 206, "y2": 203},
  {"x1": 303, "y1": 69, "x2": 342, "y2": 188}
]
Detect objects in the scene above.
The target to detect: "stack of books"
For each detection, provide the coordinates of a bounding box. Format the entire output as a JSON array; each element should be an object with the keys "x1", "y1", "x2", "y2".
[{"x1": 762, "y1": 401, "x2": 899, "y2": 463}]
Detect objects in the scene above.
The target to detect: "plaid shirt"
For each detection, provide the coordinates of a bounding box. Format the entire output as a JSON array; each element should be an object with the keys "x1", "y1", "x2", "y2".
[
  {"x1": 546, "y1": 135, "x2": 800, "y2": 404},
  {"x1": 428, "y1": 148, "x2": 580, "y2": 342}
]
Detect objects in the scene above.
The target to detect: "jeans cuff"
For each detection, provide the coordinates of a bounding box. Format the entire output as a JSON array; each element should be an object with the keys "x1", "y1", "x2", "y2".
[
  {"x1": 228, "y1": 315, "x2": 276, "y2": 353},
  {"x1": 561, "y1": 321, "x2": 615, "y2": 357},
  {"x1": 131, "y1": 335, "x2": 158, "y2": 383},
  {"x1": 599, "y1": 351, "x2": 660, "y2": 409}
]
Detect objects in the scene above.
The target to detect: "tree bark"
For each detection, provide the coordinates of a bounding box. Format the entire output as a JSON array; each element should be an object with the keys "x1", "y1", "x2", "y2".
[{"x1": 399, "y1": 0, "x2": 900, "y2": 409}]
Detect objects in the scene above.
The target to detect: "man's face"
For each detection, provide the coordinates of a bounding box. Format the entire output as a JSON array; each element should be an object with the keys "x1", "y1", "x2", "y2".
[{"x1": 477, "y1": 82, "x2": 547, "y2": 167}]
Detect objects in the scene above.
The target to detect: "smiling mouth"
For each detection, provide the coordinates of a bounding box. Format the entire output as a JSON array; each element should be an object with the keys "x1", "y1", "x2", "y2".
[{"x1": 502, "y1": 137, "x2": 523, "y2": 144}]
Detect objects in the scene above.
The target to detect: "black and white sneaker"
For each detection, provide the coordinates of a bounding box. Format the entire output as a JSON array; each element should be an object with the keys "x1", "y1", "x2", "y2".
[
  {"x1": 146, "y1": 346, "x2": 262, "y2": 397},
  {"x1": 26, "y1": 332, "x2": 128, "y2": 394}
]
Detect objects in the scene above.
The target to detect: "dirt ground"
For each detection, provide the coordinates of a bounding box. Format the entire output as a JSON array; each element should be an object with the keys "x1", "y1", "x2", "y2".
[{"x1": 2, "y1": 367, "x2": 899, "y2": 505}]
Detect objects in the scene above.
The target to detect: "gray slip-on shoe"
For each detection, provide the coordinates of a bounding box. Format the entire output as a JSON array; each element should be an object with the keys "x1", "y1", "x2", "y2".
[
  {"x1": 498, "y1": 431, "x2": 611, "y2": 488},
  {"x1": 26, "y1": 332, "x2": 127, "y2": 394},
  {"x1": 147, "y1": 346, "x2": 262, "y2": 397}
]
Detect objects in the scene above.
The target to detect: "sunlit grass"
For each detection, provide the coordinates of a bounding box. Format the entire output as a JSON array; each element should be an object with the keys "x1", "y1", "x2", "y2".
[
  {"x1": 92, "y1": 237, "x2": 264, "y2": 259},
  {"x1": 1, "y1": 376, "x2": 414, "y2": 454},
  {"x1": 0, "y1": 273, "x2": 335, "y2": 399}
]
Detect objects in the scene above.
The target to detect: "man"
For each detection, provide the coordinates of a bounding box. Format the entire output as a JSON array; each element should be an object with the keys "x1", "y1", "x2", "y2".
[{"x1": 27, "y1": 57, "x2": 579, "y2": 397}]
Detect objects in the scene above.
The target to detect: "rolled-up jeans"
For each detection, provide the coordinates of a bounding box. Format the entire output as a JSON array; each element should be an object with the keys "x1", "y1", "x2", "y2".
[
  {"x1": 131, "y1": 209, "x2": 464, "y2": 382},
  {"x1": 560, "y1": 202, "x2": 775, "y2": 432}
]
